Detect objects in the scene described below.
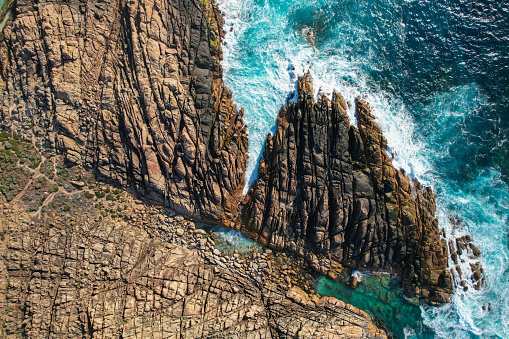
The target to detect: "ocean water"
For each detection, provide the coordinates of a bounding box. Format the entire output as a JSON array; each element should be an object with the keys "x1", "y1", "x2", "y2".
[{"x1": 217, "y1": 0, "x2": 509, "y2": 337}]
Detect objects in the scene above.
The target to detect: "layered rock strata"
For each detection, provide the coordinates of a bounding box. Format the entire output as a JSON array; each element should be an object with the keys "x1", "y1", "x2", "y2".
[
  {"x1": 240, "y1": 74, "x2": 453, "y2": 304},
  {"x1": 0, "y1": 0, "x2": 247, "y2": 225}
]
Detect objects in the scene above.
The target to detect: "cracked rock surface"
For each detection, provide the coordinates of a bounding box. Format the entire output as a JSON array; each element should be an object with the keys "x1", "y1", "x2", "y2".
[
  {"x1": 0, "y1": 181, "x2": 386, "y2": 338},
  {"x1": 240, "y1": 74, "x2": 455, "y2": 305},
  {"x1": 0, "y1": 0, "x2": 388, "y2": 337},
  {"x1": 0, "y1": 0, "x2": 248, "y2": 225},
  {"x1": 0, "y1": 0, "x2": 484, "y2": 335}
]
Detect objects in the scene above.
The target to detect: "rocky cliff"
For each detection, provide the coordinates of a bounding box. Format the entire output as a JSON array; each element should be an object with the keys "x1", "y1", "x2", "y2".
[
  {"x1": 240, "y1": 74, "x2": 454, "y2": 304},
  {"x1": 0, "y1": 0, "x2": 390, "y2": 337},
  {"x1": 0, "y1": 0, "x2": 485, "y2": 335},
  {"x1": 0, "y1": 0, "x2": 247, "y2": 226}
]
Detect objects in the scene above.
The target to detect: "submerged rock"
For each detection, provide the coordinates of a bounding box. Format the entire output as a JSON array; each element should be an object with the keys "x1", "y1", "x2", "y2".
[{"x1": 350, "y1": 275, "x2": 359, "y2": 290}]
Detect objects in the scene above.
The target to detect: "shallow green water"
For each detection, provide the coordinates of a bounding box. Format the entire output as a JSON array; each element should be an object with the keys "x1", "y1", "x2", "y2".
[
  {"x1": 315, "y1": 273, "x2": 435, "y2": 339},
  {"x1": 218, "y1": 0, "x2": 509, "y2": 336},
  {"x1": 197, "y1": 222, "x2": 433, "y2": 338}
]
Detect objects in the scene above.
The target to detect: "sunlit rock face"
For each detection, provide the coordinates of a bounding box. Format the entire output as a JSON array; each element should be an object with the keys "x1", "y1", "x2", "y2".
[
  {"x1": 241, "y1": 74, "x2": 454, "y2": 305},
  {"x1": 0, "y1": 0, "x2": 248, "y2": 225}
]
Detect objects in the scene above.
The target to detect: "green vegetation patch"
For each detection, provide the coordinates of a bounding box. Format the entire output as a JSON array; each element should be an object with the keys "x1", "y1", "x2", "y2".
[
  {"x1": 56, "y1": 165, "x2": 71, "y2": 186},
  {"x1": 19, "y1": 174, "x2": 56, "y2": 212},
  {"x1": 0, "y1": 132, "x2": 11, "y2": 142},
  {"x1": 0, "y1": 149, "x2": 31, "y2": 201},
  {"x1": 40, "y1": 159, "x2": 55, "y2": 179},
  {"x1": 4, "y1": 138, "x2": 41, "y2": 169},
  {"x1": 84, "y1": 191, "x2": 95, "y2": 199}
]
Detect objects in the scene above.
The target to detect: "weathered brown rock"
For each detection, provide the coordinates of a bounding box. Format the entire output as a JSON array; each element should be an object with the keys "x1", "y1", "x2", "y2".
[
  {"x1": 240, "y1": 74, "x2": 453, "y2": 303},
  {"x1": 0, "y1": 0, "x2": 248, "y2": 225},
  {"x1": 0, "y1": 0, "x2": 483, "y2": 329},
  {"x1": 349, "y1": 275, "x2": 359, "y2": 290},
  {"x1": 0, "y1": 183, "x2": 386, "y2": 338}
]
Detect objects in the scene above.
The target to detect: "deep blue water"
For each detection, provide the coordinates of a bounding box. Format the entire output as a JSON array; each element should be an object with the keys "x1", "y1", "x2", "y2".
[{"x1": 217, "y1": 0, "x2": 509, "y2": 337}]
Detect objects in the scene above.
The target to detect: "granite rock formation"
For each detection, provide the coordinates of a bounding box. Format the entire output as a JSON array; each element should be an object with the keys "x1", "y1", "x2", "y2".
[
  {"x1": 0, "y1": 0, "x2": 247, "y2": 225},
  {"x1": 0, "y1": 0, "x2": 483, "y2": 335},
  {"x1": 0, "y1": 155, "x2": 386, "y2": 338},
  {"x1": 0, "y1": 0, "x2": 387, "y2": 336},
  {"x1": 240, "y1": 74, "x2": 453, "y2": 304}
]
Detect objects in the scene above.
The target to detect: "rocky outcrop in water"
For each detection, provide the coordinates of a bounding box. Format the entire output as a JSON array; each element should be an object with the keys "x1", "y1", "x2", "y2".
[
  {"x1": 0, "y1": 0, "x2": 482, "y2": 332},
  {"x1": 240, "y1": 74, "x2": 453, "y2": 304},
  {"x1": 0, "y1": 0, "x2": 247, "y2": 225}
]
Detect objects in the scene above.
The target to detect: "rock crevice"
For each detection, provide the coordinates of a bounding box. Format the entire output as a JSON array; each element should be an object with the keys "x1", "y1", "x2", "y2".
[
  {"x1": 240, "y1": 74, "x2": 453, "y2": 304},
  {"x1": 0, "y1": 0, "x2": 248, "y2": 225}
]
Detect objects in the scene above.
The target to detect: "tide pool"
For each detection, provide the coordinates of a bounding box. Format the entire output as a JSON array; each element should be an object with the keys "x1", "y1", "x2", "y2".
[
  {"x1": 195, "y1": 223, "x2": 263, "y2": 255},
  {"x1": 315, "y1": 273, "x2": 434, "y2": 339}
]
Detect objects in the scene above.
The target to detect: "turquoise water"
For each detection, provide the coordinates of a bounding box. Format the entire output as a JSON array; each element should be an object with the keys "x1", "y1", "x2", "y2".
[
  {"x1": 217, "y1": 0, "x2": 509, "y2": 337},
  {"x1": 195, "y1": 223, "x2": 263, "y2": 255},
  {"x1": 315, "y1": 273, "x2": 434, "y2": 339}
]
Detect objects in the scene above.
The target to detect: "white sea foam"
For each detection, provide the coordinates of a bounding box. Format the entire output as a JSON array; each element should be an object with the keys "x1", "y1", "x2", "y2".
[
  {"x1": 403, "y1": 327, "x2": 417, "y2": 339},
  {"x1": 218, "y1": 0, "x2": 424, "y2": 186},
  {"x1": 351, "y1": 270, "x2": 363, "y2": 283},
  {"x1": 217, "y1": 0, "x2": 509, "y2": 337}
]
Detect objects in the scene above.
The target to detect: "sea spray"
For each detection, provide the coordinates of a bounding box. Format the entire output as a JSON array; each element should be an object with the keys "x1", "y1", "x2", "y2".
[{"x1": 217, "y1": 0, "x2": 509, "y2": 337}]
